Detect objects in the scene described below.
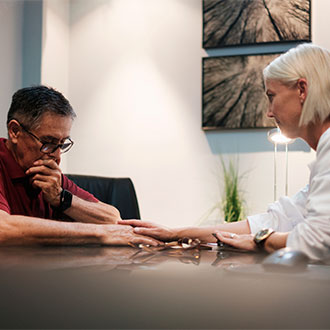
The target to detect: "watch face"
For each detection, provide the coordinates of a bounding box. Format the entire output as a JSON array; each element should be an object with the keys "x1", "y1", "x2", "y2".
[
  {"x1": 255, "y1": 228, "x2": 273, "y2": 243},
  {"x1": 257, "y1": 229, "x2": 269, "y2": 240}
]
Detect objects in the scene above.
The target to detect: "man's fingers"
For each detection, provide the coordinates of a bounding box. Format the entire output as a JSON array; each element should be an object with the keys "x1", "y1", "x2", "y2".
[
  {"x1": 26, "y1": 159, "x2": 61, "y2": 176},
  {"x1": 33, "y1": 159, "x2": 59, "y2": 169},
  {"x1": 30, "y1": 174, "x2": 60, "y2": 188},
  {"x1": 26, "y1": 165, "x2": 56, "y2": 176},
  {"x1": 30, "y1": 179, "x2": 51, "y2": 189},
  {"x1": 30, "y1": 174, "x2": 52, "y2": 183}
]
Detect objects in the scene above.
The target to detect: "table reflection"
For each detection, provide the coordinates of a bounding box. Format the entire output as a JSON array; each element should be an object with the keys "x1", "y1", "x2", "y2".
[
  {"x1": 0, "y1": 246, "x2": 329, "y2": 330},
  {"x1": 0, "y1": 245, "x2": 265, "y2": 272}
]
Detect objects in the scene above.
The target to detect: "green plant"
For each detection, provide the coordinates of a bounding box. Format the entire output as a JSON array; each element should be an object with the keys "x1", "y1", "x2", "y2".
[
  {"x1": 196, "y1": 156, "x2": 246, "y2": 226},
  {"x1": 220, "y1": 157, "x2": 245, "y2": 222}
]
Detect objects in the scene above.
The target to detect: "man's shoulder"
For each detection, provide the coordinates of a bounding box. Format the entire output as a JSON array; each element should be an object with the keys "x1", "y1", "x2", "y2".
[
  {"x1": 0, "y1": 139, "x2": 7, "y2": 173},
  {"x1": 317, "y1": 128, "x2": 330, "y2": 152},
  {"x1": 0, "y1": 138, "x2": 7, "y2": 152}
]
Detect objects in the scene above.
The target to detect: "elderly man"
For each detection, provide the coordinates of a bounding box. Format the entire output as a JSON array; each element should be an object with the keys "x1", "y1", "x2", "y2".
[{"x1": 0, "y1": 85, "x2": 160, "y2": 246}]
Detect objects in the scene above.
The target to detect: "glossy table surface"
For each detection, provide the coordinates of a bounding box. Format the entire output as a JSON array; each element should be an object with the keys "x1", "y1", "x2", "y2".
[{"x1": 0, "y1": 245, "x2": 329, "y2": 329}]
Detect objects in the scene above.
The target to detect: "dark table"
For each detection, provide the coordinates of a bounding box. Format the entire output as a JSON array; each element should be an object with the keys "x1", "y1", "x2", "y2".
[{"x1": 0, "y1": 245, "x2": 329, "y2": 329}]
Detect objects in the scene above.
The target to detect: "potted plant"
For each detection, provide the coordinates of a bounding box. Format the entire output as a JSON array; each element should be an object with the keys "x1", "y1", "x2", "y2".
[
  {"x1": 197, "y1": 156, "x2": 246, "y2": 226},
  {"x1": 220, "y1": 157, "x2": 245, "y2": 222}
]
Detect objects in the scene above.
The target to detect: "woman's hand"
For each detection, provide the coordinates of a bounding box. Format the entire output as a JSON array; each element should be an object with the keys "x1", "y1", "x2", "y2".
[
  {"x1": 213, "y1": 231, "x2": 258, "y2": 252},
  {"x1": 118, "y1": 220, "x2": 177, "y2": 242}
]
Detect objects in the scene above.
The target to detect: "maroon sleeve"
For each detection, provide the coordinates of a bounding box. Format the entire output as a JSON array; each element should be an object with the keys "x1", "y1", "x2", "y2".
[
  {"x1": 62, "y1": 175, "x2": 99, "y2": 203},
  {"x1": 0, "y1": 176, "x2": 10, "y2": 213}
]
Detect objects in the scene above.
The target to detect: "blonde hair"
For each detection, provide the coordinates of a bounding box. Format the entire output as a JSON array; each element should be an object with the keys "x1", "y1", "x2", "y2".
[{"x1": 263, "y1": 43, "x2": 330, "y2": 126}]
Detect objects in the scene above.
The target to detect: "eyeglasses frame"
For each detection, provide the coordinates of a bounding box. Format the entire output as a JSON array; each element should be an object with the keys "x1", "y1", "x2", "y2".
[{"x1": 17, "y1": 121, "x2": 74, "y2": 154}]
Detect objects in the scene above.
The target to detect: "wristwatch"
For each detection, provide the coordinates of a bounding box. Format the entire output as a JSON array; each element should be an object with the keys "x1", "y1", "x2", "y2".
[
  {"x1": 254, "y1": 228, "x2": 275, "y2": 250},
  {"x1": 58, "y1": 189, "x2": 73, "y2": 212}
]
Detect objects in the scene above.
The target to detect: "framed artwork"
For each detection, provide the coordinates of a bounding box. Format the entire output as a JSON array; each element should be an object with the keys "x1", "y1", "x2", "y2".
[
  {"x1": 202, "y1": 53, "x2": 281, "y2": 130},
  {"x1": 203, "y1": 0, "x2": 311, "y2": 49}
]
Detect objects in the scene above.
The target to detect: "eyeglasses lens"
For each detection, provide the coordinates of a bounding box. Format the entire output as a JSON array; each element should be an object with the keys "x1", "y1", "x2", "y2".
[{"x1": 41, "y1": 140, "x2": 73, "y2": 154}]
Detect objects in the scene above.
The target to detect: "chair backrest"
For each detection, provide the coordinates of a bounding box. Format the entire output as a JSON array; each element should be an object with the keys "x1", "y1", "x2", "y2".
[{"x1": 66, "y1": 174, "x2": 140, "y2": 220}]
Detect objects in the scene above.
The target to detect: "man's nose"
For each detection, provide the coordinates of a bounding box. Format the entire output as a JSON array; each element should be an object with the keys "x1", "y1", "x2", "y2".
[{"x1": 48, "y1": 147, "x2": 61, "y2": 163}]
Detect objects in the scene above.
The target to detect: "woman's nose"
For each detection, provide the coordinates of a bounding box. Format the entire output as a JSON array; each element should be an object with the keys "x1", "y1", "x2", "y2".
[{"x1": 266, "y1": 106, "x2": 274, "y2": 118}]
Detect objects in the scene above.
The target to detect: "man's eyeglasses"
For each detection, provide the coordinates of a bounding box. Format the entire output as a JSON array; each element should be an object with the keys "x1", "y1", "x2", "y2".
[{"x1": 18, "y1": 122, "x2": 74, "y2": 154}]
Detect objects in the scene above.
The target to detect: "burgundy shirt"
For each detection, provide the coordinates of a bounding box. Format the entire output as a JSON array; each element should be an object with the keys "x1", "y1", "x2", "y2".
[{"x1": 0, "y1": 138, "x2": 98, "y2": 219}]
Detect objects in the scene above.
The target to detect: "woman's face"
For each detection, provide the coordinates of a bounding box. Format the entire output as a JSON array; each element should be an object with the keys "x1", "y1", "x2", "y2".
[{"x1": 265, "y1": 79, "x2": 306, "y2": 139}]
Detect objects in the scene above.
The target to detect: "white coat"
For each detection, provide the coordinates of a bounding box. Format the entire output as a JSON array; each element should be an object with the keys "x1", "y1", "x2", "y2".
[{"x1": 248, "y1": 128, "x2": 330, "y2": 260}]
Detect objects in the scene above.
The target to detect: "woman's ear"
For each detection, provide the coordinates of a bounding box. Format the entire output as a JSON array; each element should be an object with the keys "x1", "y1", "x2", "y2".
[
  {"x1": 7, "y1": 120, "x2": 21, "y2": 143},
  {"x1": 297, "y1": 78, "x2": 308, "y2": 104}
]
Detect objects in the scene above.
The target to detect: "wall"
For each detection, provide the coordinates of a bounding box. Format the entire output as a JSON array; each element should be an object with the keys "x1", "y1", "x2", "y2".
[
  {"x1": 41, "y1": 0, "x2": 70, "y2": 171},
  {"x1": 22, "y1": 0, "x2": 43, "y2": 87},
  {"x1": 0, "y1": 0, "x2": 23, "y2": 136},
  {"x1": 67, "y1": 0, "x2": 223, "y2": 227},
  {"x1": 41, "y1": 0, "x2": 70, "y2": 96}
]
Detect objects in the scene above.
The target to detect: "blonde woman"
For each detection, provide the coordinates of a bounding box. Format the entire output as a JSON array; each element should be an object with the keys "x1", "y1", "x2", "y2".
[{"x1": 120, "y1": 44, "x2": 330, "y2": 261}]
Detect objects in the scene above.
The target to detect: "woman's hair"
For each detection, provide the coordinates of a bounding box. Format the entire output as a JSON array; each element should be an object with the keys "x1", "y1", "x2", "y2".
[{"x1": 263, "y1": 43, "x2": 330, "y2": 126}]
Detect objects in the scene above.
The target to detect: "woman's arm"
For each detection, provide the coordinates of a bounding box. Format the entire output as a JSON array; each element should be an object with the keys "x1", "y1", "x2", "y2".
[{"x1": 118, "y1": 219, "x2": 252, "y2": 243}]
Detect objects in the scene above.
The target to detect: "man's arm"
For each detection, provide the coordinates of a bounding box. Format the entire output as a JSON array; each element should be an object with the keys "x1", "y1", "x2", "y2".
[
  {"x1": 0, "y1": 210, "x2": 161, "y2": 246},
  {"x1": 26, "y1": 159, "x2": 121, "y2": 224},
  {"x1": 64, "y1": 197, "x2": 121, "y2": 224}
]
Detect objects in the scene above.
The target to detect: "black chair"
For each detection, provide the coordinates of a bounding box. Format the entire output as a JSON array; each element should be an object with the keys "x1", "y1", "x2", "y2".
[{"x1": 66, "y1": 174, "x2": 140, "y2": 219}]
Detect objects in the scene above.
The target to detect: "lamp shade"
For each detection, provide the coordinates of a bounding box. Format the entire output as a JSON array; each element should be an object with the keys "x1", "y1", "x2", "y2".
[{"x1": 267, "y1": 128, "x2": 295, "y2": 144}]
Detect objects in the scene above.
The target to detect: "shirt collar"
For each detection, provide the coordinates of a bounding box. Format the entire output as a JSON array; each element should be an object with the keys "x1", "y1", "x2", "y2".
[
  {"x1": 317, "y1": 127, "x2": 330, "y2": 149},
  {"x1": 308, "y1": 127, "x2": 330, "y2": 172},
  {"x1": 0, "y1": 138, "x2": 27, "y2": 179}
]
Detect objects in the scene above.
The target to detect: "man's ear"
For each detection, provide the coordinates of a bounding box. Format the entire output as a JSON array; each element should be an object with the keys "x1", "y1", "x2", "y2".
[
  {"x1": 297, "y1": 78, "x2": 308, "y2": 104},
  {"x1": 7, "y1": 120, "x2": 21, "y2": 143}
]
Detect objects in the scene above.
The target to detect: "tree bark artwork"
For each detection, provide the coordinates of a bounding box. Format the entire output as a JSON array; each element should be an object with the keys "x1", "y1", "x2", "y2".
[
  {"x1": 203, "y1": 0, "x2": 311, "y2": 48},
  {"x1": 202, "y1": 53, "x2": 280, "y2": 129}
]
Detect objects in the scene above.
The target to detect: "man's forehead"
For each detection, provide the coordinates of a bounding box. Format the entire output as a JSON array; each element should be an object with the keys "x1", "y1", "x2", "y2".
[{"x1": 36, "y1": 114, "x2": 72, "y2": 139}]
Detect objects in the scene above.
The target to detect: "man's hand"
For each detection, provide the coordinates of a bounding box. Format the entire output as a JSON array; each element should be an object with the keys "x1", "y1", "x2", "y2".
[
  {"x1": 102, "y1": 224, "x2": 164, "y2": 246},
  {"x1": 117, "y1": 220, "x2": 177, "y2": 242},
  {"x1": 25, "y1": 159, "x2": 62, "y2": 207}
]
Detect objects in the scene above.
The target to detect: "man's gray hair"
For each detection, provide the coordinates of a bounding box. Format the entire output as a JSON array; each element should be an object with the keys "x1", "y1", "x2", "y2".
[{"x1": 7, "y1": 85, "x2": 76, "y2": 129}]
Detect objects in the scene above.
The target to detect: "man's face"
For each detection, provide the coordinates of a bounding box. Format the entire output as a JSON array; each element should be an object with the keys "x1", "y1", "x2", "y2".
[{"x1": 13, "y1": 112, "x2": 73, "y2": 171}]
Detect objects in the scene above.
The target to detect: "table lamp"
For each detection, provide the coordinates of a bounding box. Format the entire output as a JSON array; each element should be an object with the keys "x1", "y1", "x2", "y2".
[{"x1": 267, "y1": 128, "x2": 295, "y2": 200}]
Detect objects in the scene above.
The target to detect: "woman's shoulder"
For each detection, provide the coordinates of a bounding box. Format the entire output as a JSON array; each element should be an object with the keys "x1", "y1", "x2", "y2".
[{"x1": 316, "y1": 127, "x2": 330, "y2": 154}]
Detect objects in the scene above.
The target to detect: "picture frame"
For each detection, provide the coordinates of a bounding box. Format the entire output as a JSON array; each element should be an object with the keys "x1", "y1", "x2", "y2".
[
  {"x1": 203, "y1": 0, "x2": 311, "y2": 49},
  {"x1": 202, "y1": 53, "x2": 281, "y2": 130}
]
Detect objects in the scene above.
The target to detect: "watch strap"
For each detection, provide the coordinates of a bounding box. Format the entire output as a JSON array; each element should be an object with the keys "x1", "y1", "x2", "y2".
[
  {"x1": 254, "y1": 228, "x2": 275, "y2": 250},
  {"x1": 58, "y1": 189, "x2": 73, "y2": 212}
]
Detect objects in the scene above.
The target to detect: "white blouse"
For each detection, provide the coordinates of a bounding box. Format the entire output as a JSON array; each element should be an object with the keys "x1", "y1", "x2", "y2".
[{"x1": 248, "y1": 128, "x2": 330, "y2": 260}]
